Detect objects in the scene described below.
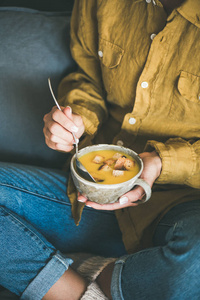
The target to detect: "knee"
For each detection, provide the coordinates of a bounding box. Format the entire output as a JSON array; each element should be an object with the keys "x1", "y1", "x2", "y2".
[
  {"x1": 169, "y1": 245, "x2": 200, "y2": 298},
  {"x1": 161, "y1": 220, "x2": 200, "y2": 298},
  {"x1": 165, "y1": 216, "x2": 200, "y2": 264}
]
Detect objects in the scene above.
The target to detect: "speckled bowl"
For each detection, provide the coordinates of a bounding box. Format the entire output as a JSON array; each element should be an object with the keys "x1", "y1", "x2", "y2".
[{"x1": 70, "y1": 144, "x2": 144, "y2": 204}]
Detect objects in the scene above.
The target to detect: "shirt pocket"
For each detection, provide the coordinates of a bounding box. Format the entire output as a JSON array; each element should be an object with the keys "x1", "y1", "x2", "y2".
[
  {"x1": 169, "y1": 70, "x2": 200, "y2": 124},
  {"x1": 98, "y1": 37, "x2": 124, "y2": 93}
]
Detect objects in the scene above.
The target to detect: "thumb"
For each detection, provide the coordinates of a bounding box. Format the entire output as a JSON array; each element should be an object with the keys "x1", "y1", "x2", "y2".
[{"x1": 63, "y1": 106, "x2": 79, "y2": 143}]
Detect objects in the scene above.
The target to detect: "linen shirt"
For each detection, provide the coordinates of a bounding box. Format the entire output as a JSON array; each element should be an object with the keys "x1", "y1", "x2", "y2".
[{"x1": 58, "y1": 0, "x2": 200, "y2": 253}]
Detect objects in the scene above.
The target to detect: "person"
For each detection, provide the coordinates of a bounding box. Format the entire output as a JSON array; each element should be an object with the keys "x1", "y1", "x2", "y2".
[{"x1": 1, "y1": 0, "x2": 200, "y2": 299}]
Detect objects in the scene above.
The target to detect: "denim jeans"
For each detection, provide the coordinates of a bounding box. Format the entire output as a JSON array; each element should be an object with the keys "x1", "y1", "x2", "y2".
[
  {"x1": 0, "y1": 162, "x2": 126, "y2": 299},
  {"x1": 1, "y1": 162, "x2": 200, "y2": 300},
  {"x1": 111, "y1": 200, "x2": 200, "y2": 300}
]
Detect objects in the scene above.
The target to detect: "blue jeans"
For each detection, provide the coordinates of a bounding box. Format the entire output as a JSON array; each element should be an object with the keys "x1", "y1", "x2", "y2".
[
  {"x1": 112, "y1": 200, "x2": 200, "y2": 300},
  {"x1": 0, "y1": 162, "x2": 126, "y2": 299},
  {"x1": 1, "y1": 162, "x2": 200, "y2": 300}
]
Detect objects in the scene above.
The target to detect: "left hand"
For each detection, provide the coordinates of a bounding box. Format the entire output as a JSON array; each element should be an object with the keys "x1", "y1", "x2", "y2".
[{"x1": 78, "y1": 151, "x2": 162, "y2": 210}]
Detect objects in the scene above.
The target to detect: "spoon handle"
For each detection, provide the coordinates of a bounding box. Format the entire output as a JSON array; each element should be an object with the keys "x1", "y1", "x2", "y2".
[
  {"x1": 48, "y1": 78, "x2": 62, "y2": 111},
  {"x1": 72, "y1": 132, "x2": 79, "y2": 157},
  {"x1": 48, "y1": 78, "x2": 95, "y2": 182},
  {"x1": 48, "y1": 78, "x2": 79, "y2": 150}
]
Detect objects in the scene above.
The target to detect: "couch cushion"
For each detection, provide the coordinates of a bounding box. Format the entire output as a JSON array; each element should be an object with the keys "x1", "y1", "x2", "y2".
[
  {"x1": 0, "y1": 0, "x2": 74, "y2": 12},
  {"x1": 0, "y1": 7, "x2": 76, "y2": 169}
]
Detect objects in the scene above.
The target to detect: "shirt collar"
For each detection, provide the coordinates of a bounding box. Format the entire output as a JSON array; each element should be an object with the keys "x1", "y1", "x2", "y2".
[
  {"x1": 176, "y1": 0, "x2": 200, "y2": 28},
  {"x1": 156, "y1": 0, "x2": 200, "y2": 28}
]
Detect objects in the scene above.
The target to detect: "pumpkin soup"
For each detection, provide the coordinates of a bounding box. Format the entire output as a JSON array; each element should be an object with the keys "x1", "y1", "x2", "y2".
[{"x1": 79, "y1": 150, "x2": 140, "y2": 184}]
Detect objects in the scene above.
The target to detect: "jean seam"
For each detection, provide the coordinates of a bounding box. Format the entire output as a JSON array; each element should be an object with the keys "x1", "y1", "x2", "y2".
[
  {"x1": 20, "y1": 251, "x2": 73, "y2": 300},
  {"x1": 0, "y1": 182, "x2": 116, "y2": 216},
  {"x1": 54, "y1": 253, "x2": 71, "y2": 269},
  {"x1": 0, "y1": 182, "x2": 70, "y2": 206},
  {"x1": 171, "y1": 221, "x2": 184, "y2": 237},
  {"x1": 111, "y1": 255, "x2": 129, "y2": 300},
  {"x1": 158, "y1": 222, "x2": 175, "y2": 227},
  {"x1": 1, "y1": 207, "x2": 54, "y2": 252}
]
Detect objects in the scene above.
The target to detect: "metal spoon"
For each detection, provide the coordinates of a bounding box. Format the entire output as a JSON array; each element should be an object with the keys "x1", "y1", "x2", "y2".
[{"x1": 48, "y1": 78, "x2": 96, "y2": 182}]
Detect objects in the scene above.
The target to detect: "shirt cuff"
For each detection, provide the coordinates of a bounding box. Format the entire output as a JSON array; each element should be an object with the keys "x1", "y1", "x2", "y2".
[{"x1": 145, "y1": 138, "x2": 195, "y2": 185}]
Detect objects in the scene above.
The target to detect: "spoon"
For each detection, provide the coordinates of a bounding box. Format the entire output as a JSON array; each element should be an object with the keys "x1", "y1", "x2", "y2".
[{"x1": 48, "y1": 78, "x2": 96, "y2": 182}]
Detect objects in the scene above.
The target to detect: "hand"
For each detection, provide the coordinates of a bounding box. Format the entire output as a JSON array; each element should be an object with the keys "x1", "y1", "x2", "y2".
[
  {"x1": 78, "y1": 151, "x2": 162, "y2": 210},
  {"x1": 43, "y1": 106, "x2": 85, "y2": 152}
]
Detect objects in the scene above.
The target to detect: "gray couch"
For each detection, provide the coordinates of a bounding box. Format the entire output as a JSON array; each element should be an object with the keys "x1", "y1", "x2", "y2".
[
  {"x1": 0, "y1": 5, "x2": 76, "y2": 169},
  {"x1": 0, "y1": 3, "x2": 75, "y2": 298}
]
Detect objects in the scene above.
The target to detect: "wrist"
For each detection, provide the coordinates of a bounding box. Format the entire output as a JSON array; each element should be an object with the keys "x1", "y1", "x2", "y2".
[{"x1": 151, "y1": 150, "x2": 162, "y2": 179}]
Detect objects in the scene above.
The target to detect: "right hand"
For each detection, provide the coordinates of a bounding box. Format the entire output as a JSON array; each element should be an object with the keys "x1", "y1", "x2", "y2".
[
  {"x1": 43, "y1": 105, "x2": 85, "y2": 152},
  {"x1": 78, "y1": 151, "x2": 162, "y2": 210}
]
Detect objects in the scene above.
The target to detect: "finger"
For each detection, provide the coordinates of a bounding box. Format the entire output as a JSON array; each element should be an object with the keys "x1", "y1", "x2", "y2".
[
  {"x1": 88, "y1": 187, "x2": 145, "y2": 211},
  {"x1": 45, "y1": 128, "x2": 74, "y2": 146},
  {"x1": 77, "y1": 192, "x2": 88, "y2": 203},
  {"x1": 64, "y1": 106, "x2": 73, "y2": 120},
  {"x1": 63, "y1": 107, "x2": 84, "y2": 128},
  {"x1": 77, "y1": 187, "x2": 145, "y2": 211},
  {"x1": 62, "y1": 106, "x2": 85, "y2": 137},
  {"x1": 63, "y1": 106, "x2": 79, "y2": 144},
  {"x1": 46, "y1": 120, "x2": 75, "y2": 144},
  {"x1": 44, "y1": 122, "x2": 75, "y2": 145},
  {"x1": 44, "y1": 137, "x2": 74, "y2": 152},
  {"x1": 79, "y1": 199, "x2": 137, "y2": 210},
  {"x1": 77, "y1": 190, "x2": 142, "y2": 210},
  {"x1": 51, "y1": 108, "x2": 79, "y2": 134},
  {"x1": 138, "y1": 152, "x2": 149, "y2": 158},
  {"x1": 119, "y1": 186, "x2": 144, "y2": 204},
  {"x1": 43, "y1": 110, "x2": 54, "y2": 123}
]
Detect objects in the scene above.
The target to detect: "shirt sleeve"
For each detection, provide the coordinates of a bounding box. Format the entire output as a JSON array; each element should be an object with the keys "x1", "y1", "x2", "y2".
[
  {"x1": 145, "y1": 138, "x2": 200, "y2": 189},
  {"x1": 57, "y1": 0, "x2": 108, "y2": 137}
]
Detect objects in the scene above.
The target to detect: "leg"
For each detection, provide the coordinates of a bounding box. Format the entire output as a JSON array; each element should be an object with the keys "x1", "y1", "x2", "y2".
[
  {"x1": 0, "y1": 162, "x2": 126, "y2": 256},
  {"x1": 0, "y1": 205, "x2": 87, "y2": 299},
  {"x1": 0, "y1": 162, "x2": 126, "y2": 298},
  {"x1": 110, "y1": 200, "x2": 200, "y2": 300}
]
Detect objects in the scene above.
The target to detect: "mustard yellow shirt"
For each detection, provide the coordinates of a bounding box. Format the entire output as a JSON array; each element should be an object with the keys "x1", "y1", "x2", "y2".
[{"x1": 58, "y1": 0, "x2": 200, "y2": 253}]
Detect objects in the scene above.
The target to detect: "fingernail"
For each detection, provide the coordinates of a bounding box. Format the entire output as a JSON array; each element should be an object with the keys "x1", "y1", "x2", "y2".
[
  {"x1": 119, "y1": 197, "x2": 129, "y2": 205},
  {"x1": 78, "y1": 199, "x2": 85, "y2": 203},
  {"x1": 71, "y1": 126, "x2": 78, "y2": 133},
  {"x1": 86, "y1": 205, "x2": 92, "y2": 208},
  {"x1": 66, "y1": 106, "x2": 72, "y2": 114}
]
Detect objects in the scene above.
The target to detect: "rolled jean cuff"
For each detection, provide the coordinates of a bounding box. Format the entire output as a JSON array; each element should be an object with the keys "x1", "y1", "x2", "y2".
[
  {"x1": 111, "y1": 255, "x2": 129, "y2": 300},
  {"x1": 20, "y1": 251, "x2": 73, "y2": 300}
]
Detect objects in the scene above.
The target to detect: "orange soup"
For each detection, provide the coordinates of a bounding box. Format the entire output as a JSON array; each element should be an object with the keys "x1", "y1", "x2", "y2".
[{"x1": 79, "y1": 150, "x2": 140, "y2": 184}]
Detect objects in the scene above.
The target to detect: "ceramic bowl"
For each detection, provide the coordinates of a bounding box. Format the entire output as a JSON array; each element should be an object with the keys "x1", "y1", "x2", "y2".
[{"x1": 70, "y1": 144, "x2": 144, "y2": 204}]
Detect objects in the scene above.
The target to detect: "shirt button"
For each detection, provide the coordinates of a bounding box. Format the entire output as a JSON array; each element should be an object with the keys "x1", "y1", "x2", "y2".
[
  {"x1": 141, "y1": 81, "x2": 149, "y2": 88},
  {"x1": 98, "y1": 50, "x2": 103, "y2": 58},
  {"x1": 117, "y1": 140, "x2": 124, "y2": 146},
  {"x1": 150, "y1": 33, "x2": 156, "y2": 40},
  {"x1": 129, "y1": 117, "x2": 136, "y2": 125},
  {"x1": 146, "y1": 0, "x2": 151, "y2": 3}
]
